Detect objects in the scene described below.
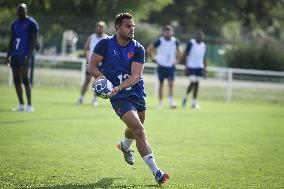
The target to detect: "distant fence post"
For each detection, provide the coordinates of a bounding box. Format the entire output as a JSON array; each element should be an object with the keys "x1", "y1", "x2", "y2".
[
  {"x1": 8, "y1": 67, "x2": 13, "y2": 87},
  {"x1": 154, "y1": 69, "x2": 159, "y2": 97},
  {"x1": 227, "y1": 68, "x2": 233, "y2": 102},
  {"x1": 80, "y1": 59, "x2": 87, "y2": 86}
]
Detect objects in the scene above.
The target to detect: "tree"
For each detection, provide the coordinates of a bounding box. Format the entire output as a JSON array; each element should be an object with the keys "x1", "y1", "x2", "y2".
[
  {"x1": 147, "y1": 0, "x2": 284, "y2": 40},
  {"x1": 0, "y1": 0, "x2": 172, "y2": 50}
]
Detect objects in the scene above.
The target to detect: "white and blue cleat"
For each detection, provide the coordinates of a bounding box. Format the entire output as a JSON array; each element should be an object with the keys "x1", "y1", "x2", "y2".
[{"x1": 117, "y1": 141, "x2": 134, "y2": 165}]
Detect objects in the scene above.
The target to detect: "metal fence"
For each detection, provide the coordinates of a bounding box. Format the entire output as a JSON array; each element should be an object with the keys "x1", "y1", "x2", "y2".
[{"x1": 1, "y1": 52, "x2": 284, "y2": 102}]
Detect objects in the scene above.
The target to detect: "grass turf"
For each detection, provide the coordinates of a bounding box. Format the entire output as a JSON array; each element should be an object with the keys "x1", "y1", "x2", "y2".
[{"x1": 0, "y1": 84, "x2": 284, "y2": 188}]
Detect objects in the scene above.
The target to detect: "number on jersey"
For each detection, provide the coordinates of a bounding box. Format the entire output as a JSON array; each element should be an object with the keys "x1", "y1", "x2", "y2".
[
  {"x1": 117, "y1": 74, "x2": 131, "y2": 90},
  {"x1": 15, "y1": 38, "x2": 21, "y2": 50}
]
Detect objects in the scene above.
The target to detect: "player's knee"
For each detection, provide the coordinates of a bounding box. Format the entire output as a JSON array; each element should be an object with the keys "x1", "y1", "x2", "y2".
[
  {"x1": 22, "y1": 76, "x2": 30, "y2": 86},
  {"x1": 133, "y1": 126, "x2": 145, "y2": 139},
  {"x1": 13, "y1": 76, "x2": 21, "y2": 85}
]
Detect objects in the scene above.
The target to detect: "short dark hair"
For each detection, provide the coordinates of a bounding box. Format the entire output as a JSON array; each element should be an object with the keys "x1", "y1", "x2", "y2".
[
  {"x1": 17, "y1": 3, "x2": 27, "y2": 11},
  {"x1": 164, "y1": 25, "x2": 173, "y2": 31},
  {"x1": 115, "y1": 12, "x2": 133, "y2": 28}
]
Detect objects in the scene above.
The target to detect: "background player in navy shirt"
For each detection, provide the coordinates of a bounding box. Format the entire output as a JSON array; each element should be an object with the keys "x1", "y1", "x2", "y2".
[
  {"x1": 5, "y1": 3, "x2": 39, "y2": 112},
  {"x1": 88, "y1": 13, "x2": 169, "y2": 185}
]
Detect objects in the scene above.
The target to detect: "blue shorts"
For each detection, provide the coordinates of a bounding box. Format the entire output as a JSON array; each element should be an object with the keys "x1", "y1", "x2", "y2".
[
  {"x1": 110, "y1": 96, "x2": 146, "y2": 119},
  {"x1": 10, "y1": 56, "x2": 29, "y2": 69},
  {"x1": 187, "y1": 68, "x2": 204, "y2": 77},
  {"x1": 157, "y1": 65, "x2": 176, "y2": 83}
]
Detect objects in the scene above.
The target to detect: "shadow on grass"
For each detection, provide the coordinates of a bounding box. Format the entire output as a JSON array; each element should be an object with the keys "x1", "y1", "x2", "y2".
[{"x1": 17, "y1": 177, "x2": 160, "y2": 189}]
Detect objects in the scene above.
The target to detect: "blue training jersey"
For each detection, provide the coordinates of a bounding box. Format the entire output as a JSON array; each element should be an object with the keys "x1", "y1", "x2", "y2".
[
  {"x1": 93, "y1": 35, "x2": 146, "y2": 100},
  {"x1": 10, "y1": 17, "x2": 39, "y2": 57}
]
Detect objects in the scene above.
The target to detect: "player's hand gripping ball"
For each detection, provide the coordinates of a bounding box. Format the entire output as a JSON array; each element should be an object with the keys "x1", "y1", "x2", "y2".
[{"x1": 92, "y1": 79, "x2": 113, "y2": 99}]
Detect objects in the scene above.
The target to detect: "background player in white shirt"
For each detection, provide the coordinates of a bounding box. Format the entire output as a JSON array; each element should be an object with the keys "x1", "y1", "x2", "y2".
[
  {"x1": 76, "y1": 21, "x2": 107, "y2": 106},
  {"x1": 147, "y1": 25, "x2": 181, "y2": 108},
  {"x1": 182, "y1": 31, "x2": 207, "y2": 109}
]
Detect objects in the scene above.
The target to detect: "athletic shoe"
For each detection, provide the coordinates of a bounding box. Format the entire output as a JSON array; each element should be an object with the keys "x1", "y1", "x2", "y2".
[
  {"x1": 12, "y1": 104, "x2": 25, "y2": 112},
  {"x1": 182, "y1": 98, "x2": 187, "y2": 107},
  {"x1": 170, "y1": 102, "x2": 177, "y2": 109},
  {"x1": 191, "y1": 104, "x2": 200, "y2": 109},
  {"x1": 76, "y1": 98, "x2": 83, "y2": 105},
  {"x1": 92, "y1": 100, "x2": 98, "y2": 107},
  {"x1": 158, "y1": 102, "x2": 163, "y2": 109},
  {"x1": 25, "y1": 105, "x2": 34, "y2": 112},
  {"x1": 117, "y1": 141, "x2": 134, "y2": 165},
  {"x1": 155, "y1": 170, "x2": 170, "y2": 185}
]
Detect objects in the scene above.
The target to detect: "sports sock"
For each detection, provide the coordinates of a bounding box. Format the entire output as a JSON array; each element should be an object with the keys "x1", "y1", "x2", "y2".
[
  {"x1": 93, "y1": 95, "x2": 97, "y2": 102},
  {"x1": 183, "y1": 94, "x2": 188, "y2": 100},
  {"x1": 79, "y1": 96, "x2": 84, "y2": 101},
  {"x1": 143, "y1": 153, "x2": 159, "y2": 174},
  {"x1": 192, "y1": 98, "x2": 196, "y2": 106},
  {"x1": 158, "y1": 100, "x2": 163, "y2": 107},
  {"x1": 168, "y1": 96, "x2": 173, "y2": 106},
  {"x1": 122, "y1": 137, "x2": 134, "y2": 150}
]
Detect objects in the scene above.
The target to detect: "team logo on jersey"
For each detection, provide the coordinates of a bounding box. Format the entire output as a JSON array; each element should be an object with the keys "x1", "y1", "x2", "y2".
[{"x1": 127, "y1": 52, "x2": 134, "y2": 59}]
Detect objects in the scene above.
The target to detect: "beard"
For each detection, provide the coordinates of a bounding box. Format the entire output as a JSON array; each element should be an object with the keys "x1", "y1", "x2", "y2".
[
  {"x1": 117, "y1": 32, "x2": 134, "y2": 41},
  {"x1": 128, "y1": 33, "x2": 134, "y2": 40}
]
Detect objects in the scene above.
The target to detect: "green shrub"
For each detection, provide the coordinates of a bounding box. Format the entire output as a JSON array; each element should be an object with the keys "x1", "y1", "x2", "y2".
[
  {"x1": 134, "y1": 22, "x2": 161, "y2": 47},
  {"x1": 225, "y1": 41, "x2": 284, "y2": 71}
]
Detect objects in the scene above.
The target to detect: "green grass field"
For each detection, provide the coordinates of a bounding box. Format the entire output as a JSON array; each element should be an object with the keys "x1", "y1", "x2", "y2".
[{"x1": 0, "y1": 84, "x2": 284, "y2": 188}]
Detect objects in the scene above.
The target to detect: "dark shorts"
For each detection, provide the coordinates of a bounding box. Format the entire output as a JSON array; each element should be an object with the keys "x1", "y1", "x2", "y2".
[
  {"x1": 187, "y1": 68, "x2": 204, "y2": 77},
  {"x1": 10, "y1": 56, "x2": 29, "y2": 69},
  {"x1": 110, "y1": 96, "x2": 146, "y2": 119},
  {"x1": 157, "y1": 65, "x2": 176, "y2": 82}
]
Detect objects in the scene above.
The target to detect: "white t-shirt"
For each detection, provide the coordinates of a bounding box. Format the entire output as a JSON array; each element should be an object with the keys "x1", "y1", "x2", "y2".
[
  {"x1": 186, "y1": 39, "x2": 206, "y2": 68},
  {"x1": 154, "y1": 36, "x2": 179, "y2": 67},
  {"x1": 88, "y1": 34, "x2": 108, "y2": 61}
]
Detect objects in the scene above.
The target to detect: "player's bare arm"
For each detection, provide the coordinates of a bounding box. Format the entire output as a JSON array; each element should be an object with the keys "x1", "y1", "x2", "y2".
[
  {"x1": 25, "y1": 32, "x2": 37, "y2": 64},
  {"x1": 83, "y1": 35, "x2": 91, "y2": 60},
  {"x1": 5, "y1": 33, "x2": 13, "y2": 65},
  {"x1": 204, "y1": 57, "x2": 207, "y2": 78},
  {"x1": 88, "y1": 52, "x2": 104, "y2": 79},
  {"x1": 146, "y1": 44, "x2": 156, "y2": 63},
  {"x1": 176, "y1": 46, "x2": 182, "y2": 64},
  {"x1": 111, "y1": 62, "x2": 143, "y2": 97},
  {"x1": 180, "y1": 49, "x2": 187, "y2": 65}
]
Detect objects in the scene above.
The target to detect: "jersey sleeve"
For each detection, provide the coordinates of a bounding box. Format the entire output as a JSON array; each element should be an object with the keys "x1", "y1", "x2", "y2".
[
  {"x1": 93, "y1": 38, "x2": 108, "y2": 57},
  {"x1": 11, "y1": 23, "x2": 15, "y2": 37},
  {"x1": 133, "y1": 45, "x2": 145, "y2": 64},
  {"x1": 185, "y1": 41, "x2": 193, "y2": 55},
  {"x1": 29, "y1": 19, "x2": 39, "y2": 33},
  {"x1": 176, "y1": 39, "x2": 180, "y2": 48},
  {"x1": 153, "y1": 38, "x2": 161, "y2": 48}
]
